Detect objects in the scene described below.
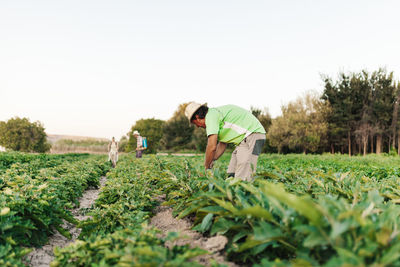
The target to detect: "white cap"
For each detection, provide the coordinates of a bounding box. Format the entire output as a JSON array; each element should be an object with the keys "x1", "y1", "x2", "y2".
[
  {"x1": 133, "y1": 130, "x2": 140, "y2": 135},
  {"x1": 185, "y1": 102, "x2": 207, "y2": 121}
]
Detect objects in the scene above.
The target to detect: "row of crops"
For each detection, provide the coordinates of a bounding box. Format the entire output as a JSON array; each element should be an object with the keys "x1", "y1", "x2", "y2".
[
  {"x1": 3, "y1": 152, "x2": 400, "y2": 266},
  {"x1": 0, "y1": 152, "x2": 109, "y2": 266},
  {"x1": 170, "y1": 155, "x2": 400, "y2": 266},
  {"x1": 131, "y1": 154, "x2": 400, "y2": 267},
  {"x1": 51, "y1": 155, "x2": 210, "y2": 267}
]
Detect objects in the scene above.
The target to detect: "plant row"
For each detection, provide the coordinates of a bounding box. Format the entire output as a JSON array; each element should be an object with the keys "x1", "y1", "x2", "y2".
[
  {"x1": 0, "y1": 152, "x2": 109, "y2": 266},
  {"x1": 156, "y1": 154, "x2": 400, "y2": 266},
  {"x1": 6, "y1": 152, "x2": 400, "y2": 266},
  {"x1": 51, "y1": 156, "x2": 217, "y2": 267},
  {"x1": 0, "y1": 152, "x2": 91, "y2": 174}
]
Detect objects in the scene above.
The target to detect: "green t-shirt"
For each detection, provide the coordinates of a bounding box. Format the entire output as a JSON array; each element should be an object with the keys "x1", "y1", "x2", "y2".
[{"x1": 205, "y1": 105, "x2": 266, "y2": 145}]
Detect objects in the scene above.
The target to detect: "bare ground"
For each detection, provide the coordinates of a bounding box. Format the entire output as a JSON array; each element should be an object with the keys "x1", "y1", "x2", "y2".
[
  {"x1": 150, "y1": 196, "x2": 237, "y2": 267},
  {"x1": 25, "y1": 177, "x2": 107, "y2": 267}
]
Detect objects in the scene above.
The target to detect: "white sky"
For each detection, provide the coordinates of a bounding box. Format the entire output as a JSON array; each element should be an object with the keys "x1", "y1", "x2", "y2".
[{"x1": 1, "y1": 0, "x2": 400, "y2": 139}]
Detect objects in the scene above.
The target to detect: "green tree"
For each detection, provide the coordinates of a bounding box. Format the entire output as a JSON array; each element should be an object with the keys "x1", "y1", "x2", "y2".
[
  {"x1": 352, "y1": 71, "x2": 373, "y2": 156},
  {"x1": 370, "y1": 69, "x2": 396, "y2": 154},
  {"x1": 161, "y1": 103, "x2": 195, "y2": 151},
  {"x1": 322, "y1": 69, "x2": 397, "y2": 155},
  {"x1": 118, "y1": 135, "x2": 129, "y2": 152},
  {"x1": 390, "y1": 82, "x2": 400, "y2": 154},
  {"x1": 0, "y1": 117, "x2": 51, "y2": 152},
  {"x1": 267, "y1": 92, "x2": 328, "y2": 153},
  {"x1": 267, "y1": 115, "x2": 290, "y2": 153},
  {"x1": 190, "y1": 127, "x2": 207, "y2": 152},
  {"x1": 322, "y1": 73, "x2": 358, "y2": 155},
  {"x1": 127, "y1": 118, "x2": 165, "y2": 153}
]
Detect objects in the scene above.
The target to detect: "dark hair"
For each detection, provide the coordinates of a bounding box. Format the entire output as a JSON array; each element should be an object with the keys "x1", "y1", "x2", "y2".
[{"x1": 191, "y1": 105, "x2": 209, "y2": 121}]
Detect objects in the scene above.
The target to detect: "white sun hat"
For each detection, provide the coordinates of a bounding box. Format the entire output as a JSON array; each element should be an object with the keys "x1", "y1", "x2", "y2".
[
  {"x1": 185, "y1": 102, "x2": 207, "y2": 122},
  {"x1": 133, "y1": 130, "x2": 140, "y2": 135}
]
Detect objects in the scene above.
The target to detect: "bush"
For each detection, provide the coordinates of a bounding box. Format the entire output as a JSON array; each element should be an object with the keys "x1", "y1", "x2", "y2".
[{"x1": 0, "y1": 117, "x2": 51, "y2": 153}]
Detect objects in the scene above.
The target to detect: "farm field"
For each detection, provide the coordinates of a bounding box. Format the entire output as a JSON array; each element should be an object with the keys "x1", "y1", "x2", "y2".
[{"x1": 2, "y1": 153, "x2": 400, "y2": 266}]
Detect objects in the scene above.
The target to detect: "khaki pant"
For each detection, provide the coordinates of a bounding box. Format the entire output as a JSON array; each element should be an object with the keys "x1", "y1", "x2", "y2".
[{"x1": 227, "y1": 133, "x2": 266, "y2": 182}]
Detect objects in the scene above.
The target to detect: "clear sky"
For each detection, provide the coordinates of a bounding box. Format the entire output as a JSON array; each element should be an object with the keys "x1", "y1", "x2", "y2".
[{"x1": 1, "y1": 0, "x2": 400, "y2": 139}]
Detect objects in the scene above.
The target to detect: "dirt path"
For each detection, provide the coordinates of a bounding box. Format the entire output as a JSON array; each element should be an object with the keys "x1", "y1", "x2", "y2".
[
  {"x1": 150, "y1": 198, "x2": 237, "y2": 267},
  {"x1": 26, "y1": 176, "x2": 107, "y2": 267}
]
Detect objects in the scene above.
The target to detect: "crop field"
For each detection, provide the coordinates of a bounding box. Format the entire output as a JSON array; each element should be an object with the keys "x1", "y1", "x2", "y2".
[{"x1": 2, "y1": 152, "x2": 400, "y2": 266}]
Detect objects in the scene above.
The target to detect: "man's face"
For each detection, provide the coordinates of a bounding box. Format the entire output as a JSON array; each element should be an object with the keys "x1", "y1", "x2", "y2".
[{"x1": 191, "y1": 116, "x2": 206, "y2": 128}]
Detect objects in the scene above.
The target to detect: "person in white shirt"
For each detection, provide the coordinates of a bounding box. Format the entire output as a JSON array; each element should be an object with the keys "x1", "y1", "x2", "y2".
[{"x1": 108, "y1": 137, "x2": 118, "y2": 167}]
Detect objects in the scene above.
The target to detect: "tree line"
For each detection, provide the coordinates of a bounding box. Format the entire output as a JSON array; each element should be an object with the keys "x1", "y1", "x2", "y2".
[
  {"x1": 1, "y1": 68, "x2": 399, "y2": 156},
  {"x1": 322, "y1": 69, "x2": 400, "y2": 156},
  {"x1": 268, "y1": 68, "x2": 400, "y2": 155},
  {"x1": 125, "y1": 68, "x2": 400, "y2": 156}
]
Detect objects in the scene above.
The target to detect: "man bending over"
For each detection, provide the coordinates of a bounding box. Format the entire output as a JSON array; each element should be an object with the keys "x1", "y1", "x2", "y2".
[{"x1": 185, "y1": 102, "x2": 266, "y2": 182}]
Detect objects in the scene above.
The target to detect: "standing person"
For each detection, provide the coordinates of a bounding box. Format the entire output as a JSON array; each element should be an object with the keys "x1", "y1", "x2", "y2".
[
  {"x1": 185, "y1": 102, "x2": 266, "y2": 182},
  {"x1": 108, "y1": 137, "x2": 119, "y2": 168},
  {"x1": 133, "y1": 130, "x2": 143, "y2": 158}
]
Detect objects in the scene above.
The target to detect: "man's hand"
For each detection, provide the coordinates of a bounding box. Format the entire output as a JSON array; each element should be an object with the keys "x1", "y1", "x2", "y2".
[
  {"x1": 209, "y1": 161, "x2": 214, "y2": 169},
  {"x1": 205, "y1": 161, "x2": 214, "y2": 177},
  {"x1": 205, "y1": 135, "x2": 218, "y2": 169}
]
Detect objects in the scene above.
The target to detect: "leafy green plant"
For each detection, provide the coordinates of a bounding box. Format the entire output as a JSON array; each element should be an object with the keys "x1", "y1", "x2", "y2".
[
  {"x1": 156, "y1": 154, "x2": 400, "y2": 266},
  {"x1": 0, "y1": 152, "x2": 108, "y2": 265}
]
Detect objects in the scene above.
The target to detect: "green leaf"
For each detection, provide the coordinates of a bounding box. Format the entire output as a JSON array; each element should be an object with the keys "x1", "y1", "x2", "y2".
[
  {"x1": 376, "y1": 227, "x2": 391, "y2": 246},
  {"x1": 210, "y1": 218, "x2": 237, "y2": 235},
  {"x1": 335, "y1": 247, "x2": 362, "y2": 265},
  {"x1": 235, "y1": 206, "x2": 274, "y2": 222},
  {"x1": 198, "y1": 206, "x2": 226, "y2": 214},
  {"x1": 200, "y1": 213, "x2": 214, "y2": 233},
  {"x1": 233, "y1": 231, "x2": 249, "y2": 243},
  {"x1": 55, "y1": 225, "x2": 72, "y2": 240},
  {"x1": 380, "y1": 242, "x2": 400, "y2": 265},
  {"x1": 259, "y1": 181, "x2": 323, "y2": 226},
  {"x1": 209, "y1": 197, "x2": 239, "y2": 213},
  {"x1": 303, "y1": 231, "x2": 328, "y2": 248},
  {"x1": 178, "y1": 205, "x2": 198, "y2": 219},
  {"x1": 237, "y1": 236, "x2": 265, "y2": 252},
  {"x1": 330, "y1": 221, "x2": 350, "y2": 240}
]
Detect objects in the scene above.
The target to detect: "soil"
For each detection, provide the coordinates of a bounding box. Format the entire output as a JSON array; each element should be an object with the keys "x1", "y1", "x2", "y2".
[
  {"x1": 150, "y1": 196, "x2": 237, "y2": 267},
  {"x1": 25, "y1": 177, "x2": 107, "y2": 267}
]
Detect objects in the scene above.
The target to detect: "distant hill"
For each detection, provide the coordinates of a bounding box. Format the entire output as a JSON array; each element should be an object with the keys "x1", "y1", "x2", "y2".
[
  {"x1": 47, "y1": 134, "x2": 110, "y2": 154},
  {"x1": 47, "y1": 134, "x2": 109, "y2": 144}
]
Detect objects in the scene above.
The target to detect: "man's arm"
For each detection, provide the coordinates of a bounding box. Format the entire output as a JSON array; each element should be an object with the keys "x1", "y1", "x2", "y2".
[
  {"x1": 214, "y1": 142, "x2": 227, "y2": 160},
  {"x1": 205, "y1": 134, "x2": 218, "y2": 169}
]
